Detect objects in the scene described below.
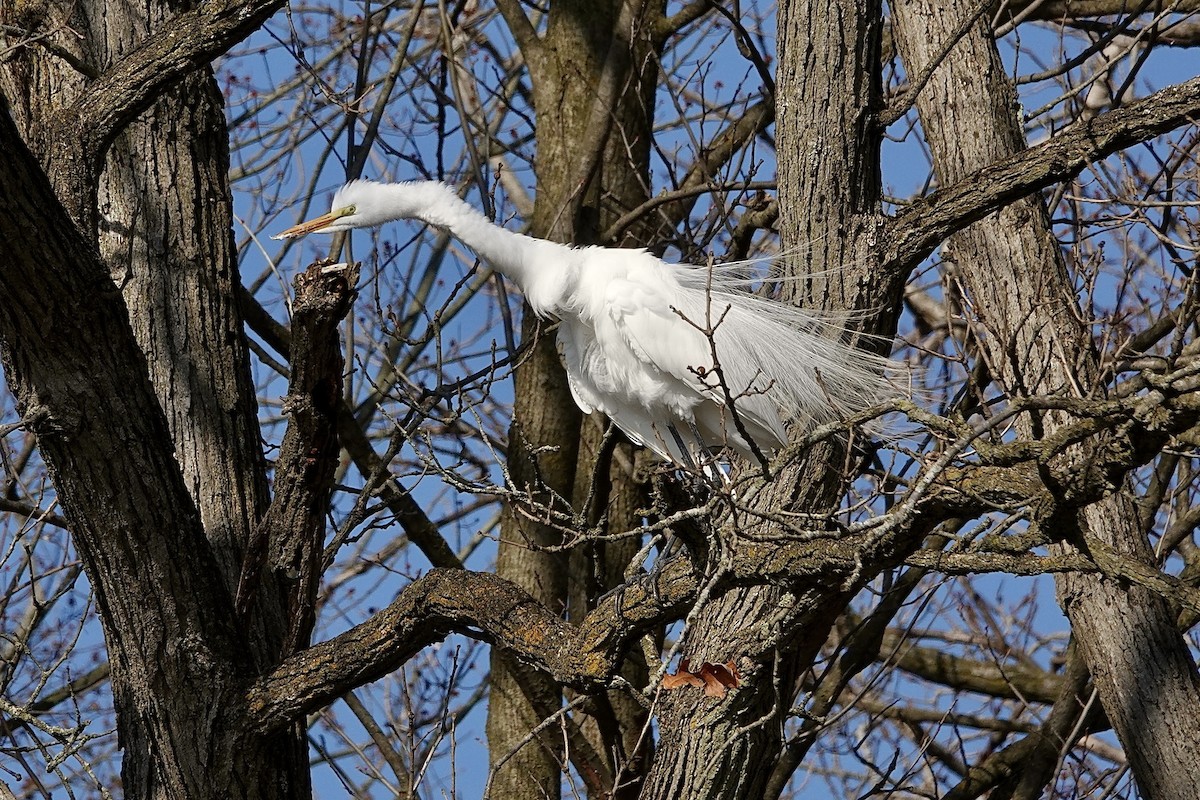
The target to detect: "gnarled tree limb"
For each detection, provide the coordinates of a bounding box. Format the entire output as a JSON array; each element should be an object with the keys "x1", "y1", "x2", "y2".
[
  {"x1": 245, "y1": 556, "x2": 699, "y2": 733},
  {"x1": 236, "y1": 263, "x2": 356, "y2": 654},
  {"x1": 882, "y1": 74, "x2": 1200, "y2": 276}
]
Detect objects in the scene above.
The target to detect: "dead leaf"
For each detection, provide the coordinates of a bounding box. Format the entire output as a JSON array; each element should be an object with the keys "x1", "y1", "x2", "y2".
[
  {"x1": 662, "y1": 658, "x2": 741, "y2": 698},
  {"x1": 697, "y1": 660, "x2": 740, "y2": 698},
  {"x1": 662, "y1": 658, "x2": 705, "y2": 690}
]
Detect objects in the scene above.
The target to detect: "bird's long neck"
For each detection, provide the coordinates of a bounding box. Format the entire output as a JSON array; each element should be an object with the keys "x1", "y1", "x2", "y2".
[{"x1": 396, "y1": 182, "x2": 567, "y2": 291}]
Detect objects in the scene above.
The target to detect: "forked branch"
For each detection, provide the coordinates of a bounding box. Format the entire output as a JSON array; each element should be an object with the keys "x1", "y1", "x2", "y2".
[
  {"x1": 882, "y1": 74, "x2": 1200, "y2": 276},
  {"x1": 237, "y1": 262, "x2": 357, "y2": 654},
  {"x1": 72, "y1": 0, "x2": 284, "y2": 155},
  {"x1": 245, "y1": 557, "x2": 700, "y2": 733}
]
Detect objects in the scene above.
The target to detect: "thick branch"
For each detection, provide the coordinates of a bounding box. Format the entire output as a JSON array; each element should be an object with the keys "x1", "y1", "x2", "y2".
[
  {"x1": 237, "y1": 286, "x2": 463, "y2": 569},
  {"x1": 492, "y1": 0, "x2": 541, "y2": 62},
  {"x1": 997, "y1": 0, "x2": 1200, "y2": 19},
  {"x1": 246, "y1": 557, "x2": 698, "y2": 732},
  {"x1": 883, "y1": 629, "x2": 1064, "y2": 704},
  {"x1": 245, "y1": 416, "x2": 1200, "y2": 734},
  {"x1": 244, "y1": 486, "x2": 1001, "y2": 735},
  {"x1": 237, "y1": 263, "x2": 355, "y2": 654},
  {"x1": 0, "y1": 93, "x2": 254, "y2": 793},
  {"x1": 653, "y1": 0, "x2": 713, "y2": 42},
  {"x1": 244, "y1": 365, "x2": 1200, "y2": 732},
  {"x1": 36, "y1": 0, "x2": 283, "y2": 221},
  {"x1": 65, "y1": 0, "x2": 284, "y2": 163},
  {"x1": 882, "y1": 75, "x2": 1200, "y2": 275}
]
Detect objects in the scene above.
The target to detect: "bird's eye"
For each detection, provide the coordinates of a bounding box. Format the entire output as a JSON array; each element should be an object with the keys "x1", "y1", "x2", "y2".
[{"x1": 336, "y1": 205, "x2": 356, "y2": 218}]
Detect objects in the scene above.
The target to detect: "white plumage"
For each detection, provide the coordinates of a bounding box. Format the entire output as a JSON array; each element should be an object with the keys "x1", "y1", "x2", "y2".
[{"x1": 275, "y1": 180, "x2": 897, "y2": 467}]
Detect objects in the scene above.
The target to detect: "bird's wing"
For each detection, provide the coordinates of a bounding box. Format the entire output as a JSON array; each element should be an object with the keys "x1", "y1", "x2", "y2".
[
  {"x1": 558, "y1": 313, "x2": 692, "y2": 463},
  {"x1": 603, "y1": 278, "x2": 715, "y2": 400},
  {"x1": 556, "y1": 321, "x2": 599, "y2": 415},
  {"x1": 605, "y1": 276, "x2": 791, "y2": 453}
]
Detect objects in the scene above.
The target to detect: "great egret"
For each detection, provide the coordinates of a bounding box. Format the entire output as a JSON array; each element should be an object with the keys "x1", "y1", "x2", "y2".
[{"x1": 275, "y1": 180, "x2": 897, "y2": 468}]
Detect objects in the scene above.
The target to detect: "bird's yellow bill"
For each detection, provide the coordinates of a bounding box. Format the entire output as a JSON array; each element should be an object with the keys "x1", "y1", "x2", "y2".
[{"x1": 272, "y1": 211, "x2": 341, "y2": 240}]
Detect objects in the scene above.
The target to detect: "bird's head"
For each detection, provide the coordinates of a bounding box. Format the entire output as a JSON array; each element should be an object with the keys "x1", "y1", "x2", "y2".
[{"x1": 273, "y1": 180, "x2": 416, "y2": 239}]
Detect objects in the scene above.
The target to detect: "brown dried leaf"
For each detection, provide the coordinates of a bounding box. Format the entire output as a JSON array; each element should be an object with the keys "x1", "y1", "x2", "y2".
[
  {"x1": 662, "y1": 658, "x2": 741, "y2": 698},
  {"x1": 662, "y1": 658, "x2": 705, "y2": 690},
  {"x1": 697, "y1": 660, "x2": 740, "y2": 698}
]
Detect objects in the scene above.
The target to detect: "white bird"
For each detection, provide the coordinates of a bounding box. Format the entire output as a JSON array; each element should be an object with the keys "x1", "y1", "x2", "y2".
[{"x1": 275, "y1": 180, "x2": 897, "y2": 469}]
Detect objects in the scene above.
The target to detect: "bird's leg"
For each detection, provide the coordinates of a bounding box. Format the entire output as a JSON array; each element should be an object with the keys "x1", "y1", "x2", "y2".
[
  {"x1": 687, "y1": 421, "x2": 728, "y2": 486},
  {"x1": 666, "y1": 423, "x2": 700, "y2": 472},
  {"x1": 661, "y1": 426, "x2": 703, "y2": 561},
  {"x1": 595, "y1": 582, "x2": 628, "y2": 621}
]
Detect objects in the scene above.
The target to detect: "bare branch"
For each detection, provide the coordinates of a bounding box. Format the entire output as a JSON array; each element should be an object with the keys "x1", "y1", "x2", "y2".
[
  {"x1": 61, "y1": 0, "x2": 285, "y2": 165},
  {"x1": 0, "y1": 497, "x2": 70, "y2": 529},
  {"x1": 237, "y1": 286, "x2": 464, "y2": 569},
  {"x1": 642, "y1": 99, "x2": 775, "y2": 236},
  {"x1": 237, "y1": 262, "x2": 357, "y2": 653},
  {"x1": 245, "y1": 557, "x2": 699, "y2": 733},
  {"x1": 652, "y1": 0, "x2": 713, "y2": 42},
  {"x1": 996, "y1": 0, "x2": 1200, "y2": 21},
  {"x1": 492, "y1": 0, "x2": 541, "y2": 62},
  {"x1": 882, "y1": 74, "x2": 1200, "y2": 276}
]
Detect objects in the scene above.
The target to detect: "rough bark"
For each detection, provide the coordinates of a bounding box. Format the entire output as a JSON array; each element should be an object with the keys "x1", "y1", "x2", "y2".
[
  {"x1": 485, "y1": 2, "x2": 668, "y2": 797},
  {"x1": 0, "y1": 104, "x2": 312, "y2": 799},
  {"x1": 2, "y1": 0, "x2": 293, "y2": 647},
  {"x1": 98, "y1": 73, "x2": 273, "y2": 602},
  {"x1": 566, "y1": 3, "x2": 662, "y2": 796},
  {"x1": 641, "y1": 1, "x2": 899, "y2": 798},
  {"x1": 239, "y1": 265, "x2": 355, "y2": 654},
  {"x1": 486, "y1": 4, "x2": 603, "y2": 794},
  {"x1": 4, "y1": 0, "x2": 1199, "y2": 796},
  {"x1": 487, "y1": 333, "x2": 579, "y2": 800},
  {"x1": 891, "y1": 2, "x2": 1200, "y2": 797},
  {"x1": 0, "y1": 0, "x2": 310, "y2": 789},
  {"x1": 568, "y1": 420, "x2": 654, "y2": 800}
]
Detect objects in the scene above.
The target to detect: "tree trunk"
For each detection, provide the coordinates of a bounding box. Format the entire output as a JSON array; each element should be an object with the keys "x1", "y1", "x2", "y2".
[
  {"x1": 0, "y1": 0, "x2": 309, "y2": 792},
  {"x1": 0, "y1": 107, "x2": 314, "y2": 799},
  {"x1": 485, "y1": 2, "x2": 607, "y2": 793},
  {"x1": 486, "y1": 2, "x2": 667, "y2": 795},
  {"x1": 642, "y1": 2, "x2": 899, "y2": 797},
  {"x1": 99, "y1": 75, "x2": 271, "y2": 594},
  {"x1": 891, "y1": 2, "x2": 1200, "y2": 796}
]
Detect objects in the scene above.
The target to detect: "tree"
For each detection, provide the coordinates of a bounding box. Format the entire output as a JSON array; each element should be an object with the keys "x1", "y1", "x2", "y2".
[{"x1": 2, "y1": 0, "x2": 1200, "y2": 798}]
